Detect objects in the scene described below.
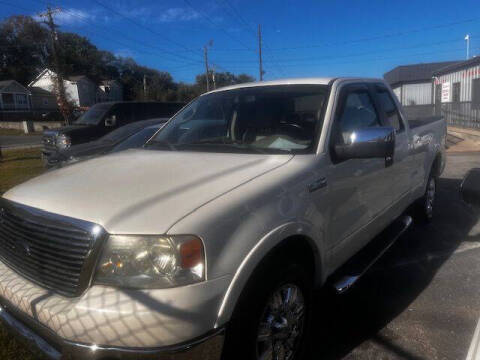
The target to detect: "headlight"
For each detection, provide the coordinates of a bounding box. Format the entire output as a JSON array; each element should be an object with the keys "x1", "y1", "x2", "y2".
[
  {"x1": 56, "y1": 134, "x2": 71, "y2": 149},
  {"x1": 95, "y1": 235, "x2": 205, "y2": 289}
]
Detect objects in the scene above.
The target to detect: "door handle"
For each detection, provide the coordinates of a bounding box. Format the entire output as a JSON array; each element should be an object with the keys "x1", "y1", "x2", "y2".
[{"x1": 308, "y1": 177, "x2": 327, "y2": 192}]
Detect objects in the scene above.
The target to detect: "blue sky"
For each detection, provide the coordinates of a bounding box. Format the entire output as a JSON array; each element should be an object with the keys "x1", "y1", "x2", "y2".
[{"x1": 1, "y1": 0, "x2": 480, "y2": 83}]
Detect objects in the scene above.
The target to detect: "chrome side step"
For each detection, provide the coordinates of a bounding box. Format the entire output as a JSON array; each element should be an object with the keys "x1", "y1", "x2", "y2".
[{"x1": 331, "y1": 215, "x2": 413, "y2": 294}]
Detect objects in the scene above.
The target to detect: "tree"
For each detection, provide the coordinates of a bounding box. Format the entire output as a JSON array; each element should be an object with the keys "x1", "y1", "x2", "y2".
[{"x1": 0, "y1": 15, "x2": 257, "y2": 104}]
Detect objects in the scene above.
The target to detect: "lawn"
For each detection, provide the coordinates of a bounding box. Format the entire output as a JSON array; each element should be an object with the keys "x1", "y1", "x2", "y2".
[
  {"x1": 0, "y1": 128, "x2": 40, "y2": 136},
  {"x1": 0, "y1": 148, "x2": 46, "y2": 359},
  {"x1": 0, "y1": 148, "x2": 45, "y2": 195}
]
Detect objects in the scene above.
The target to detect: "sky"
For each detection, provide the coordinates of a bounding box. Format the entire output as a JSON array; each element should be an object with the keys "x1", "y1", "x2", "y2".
[{"x1": 1, "y1": 0, "x2": 479, "y2": 83}]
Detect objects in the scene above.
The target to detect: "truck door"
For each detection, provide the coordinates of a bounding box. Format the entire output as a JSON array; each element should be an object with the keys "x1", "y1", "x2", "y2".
[
  {"x1": 327, "y1": 83, "x2": 392, "y2": 259},
  {"x1": 374, "y1": 85, "x2": 413, "y2": 204}
]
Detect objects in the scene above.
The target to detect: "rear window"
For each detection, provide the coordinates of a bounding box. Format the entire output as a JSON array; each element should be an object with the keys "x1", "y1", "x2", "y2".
[{"x1": 376, "y1": 88, "x2": 403, "y2": 132}]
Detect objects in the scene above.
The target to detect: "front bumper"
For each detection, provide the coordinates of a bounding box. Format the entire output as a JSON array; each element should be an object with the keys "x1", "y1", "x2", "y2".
[{"x1": 0, "y1": 298, "x2": 224, "y2": 360}]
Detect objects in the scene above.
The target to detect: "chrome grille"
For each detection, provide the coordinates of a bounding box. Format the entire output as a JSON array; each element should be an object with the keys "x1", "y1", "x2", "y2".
[{"x1": 0, "y1": 200, "x2": 106, "y2": 297}]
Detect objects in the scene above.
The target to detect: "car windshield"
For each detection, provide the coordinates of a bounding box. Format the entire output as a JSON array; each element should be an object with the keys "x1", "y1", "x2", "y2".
[
  {"x1": 99, "y1": 122, "x2": 147, "y2": 143},
  {"x1": 147, "y1": 84, "x2": 328, "y2": 154},
  {"x1": 111, "y1": 125, "x2": 163, "y2": 153},
  {"x1": 74, "y1": 103, "x2": 111, "y2": 125}
]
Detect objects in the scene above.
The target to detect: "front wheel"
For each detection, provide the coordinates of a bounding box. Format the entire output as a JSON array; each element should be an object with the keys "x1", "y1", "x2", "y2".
[
  {"x1": 223, "y1": 262, "x2": 312, "y2": 360},
  {"x1": 414, "y1": 175, "x2": 436, "y2": 224}
]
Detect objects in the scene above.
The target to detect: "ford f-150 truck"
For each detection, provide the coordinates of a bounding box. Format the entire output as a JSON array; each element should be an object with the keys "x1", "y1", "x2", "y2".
[{"x1": 0, "y1": 77, "x2": 446, "y2": 360}]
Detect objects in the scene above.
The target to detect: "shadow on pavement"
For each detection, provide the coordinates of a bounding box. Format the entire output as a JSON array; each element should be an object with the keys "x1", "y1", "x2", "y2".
[{"x1": 308, "y1": 177, "x2": 480, "y2": 359}]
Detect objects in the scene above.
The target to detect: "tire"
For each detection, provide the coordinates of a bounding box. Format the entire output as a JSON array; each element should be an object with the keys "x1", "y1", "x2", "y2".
[
  {"x1": 222, "y1": 260, "x2": 313, "y2": 360},
  {"x1": 414, "y1": 174, "x2": 436, "y2": 224}
]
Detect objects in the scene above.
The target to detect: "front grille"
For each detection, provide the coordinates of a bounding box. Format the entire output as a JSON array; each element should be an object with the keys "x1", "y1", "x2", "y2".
[{"x1": 0, "y1": 200, "x2": 105, "y2": 297}]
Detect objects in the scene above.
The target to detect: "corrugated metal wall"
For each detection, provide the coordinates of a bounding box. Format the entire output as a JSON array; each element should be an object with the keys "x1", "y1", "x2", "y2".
[
  {"x1": 434, "y1": 64, "x2": 480, "y2": 103},
  {"x1": 433, "y1": 64, "x2": 480, "y2": 128},
  {"x1": 401, "y1": 83, "x2": 432, "y2": 105},
  {"x1": 392, "y1": 86, "x2": 401, "y2": 102}
]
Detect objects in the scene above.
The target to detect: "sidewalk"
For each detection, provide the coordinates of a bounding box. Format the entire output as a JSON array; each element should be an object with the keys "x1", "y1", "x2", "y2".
[{"x1": 447, "y1": 126, "x2": 480, "y2": 153}]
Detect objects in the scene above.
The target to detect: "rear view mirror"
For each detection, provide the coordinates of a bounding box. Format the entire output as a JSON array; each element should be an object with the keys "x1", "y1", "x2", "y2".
[
  {"x1": 105, "y1": 115, "x2": 117, "y2": 127},
  {"x1": 334, "y1": 126, "x2": 395, "y2": 162}
]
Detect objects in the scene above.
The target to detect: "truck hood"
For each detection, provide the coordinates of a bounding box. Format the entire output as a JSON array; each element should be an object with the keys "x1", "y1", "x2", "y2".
[{"x1": 3, "y1": 149, "x2": 292, "y2": 234}]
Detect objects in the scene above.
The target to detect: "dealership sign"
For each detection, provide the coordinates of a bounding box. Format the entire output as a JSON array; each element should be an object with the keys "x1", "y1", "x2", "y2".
[{"x1": 441, "y1": 82, "x2": 451, "y2": 103}]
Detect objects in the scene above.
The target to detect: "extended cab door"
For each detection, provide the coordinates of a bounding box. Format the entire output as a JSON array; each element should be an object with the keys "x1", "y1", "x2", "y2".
[
  {"x1": 373, "y1": 84, "x2": 414, "y2": 204},
  {"x1": 326, "y1": 83, "x2": 392, "y2": 264}
]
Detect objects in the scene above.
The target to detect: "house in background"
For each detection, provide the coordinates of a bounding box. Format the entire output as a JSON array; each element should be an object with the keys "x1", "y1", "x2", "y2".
[
  {"x1": 29, "y1": 69, "x2": 97, "y2": 108},
  {"x1": 0, "y1": 80, "x2": 31, "y2": 111},
  {"x1": 384, "y1": 61, "x2": 460, "y2": 107},
  {"x1": 97, "y1": 80, "x2": 123, "y2": 102},
  {"x1": 28, "y1": 86, "x2": 58, "y2": 111}
]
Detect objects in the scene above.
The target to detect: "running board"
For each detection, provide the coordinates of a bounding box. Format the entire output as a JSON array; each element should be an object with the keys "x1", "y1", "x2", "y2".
[{"x1": 331, "y1": 215, "x2": 413, "y2": 294}]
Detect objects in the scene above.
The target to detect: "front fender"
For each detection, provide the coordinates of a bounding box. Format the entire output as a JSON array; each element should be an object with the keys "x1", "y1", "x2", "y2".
[{"x1": 214, "y1": 221, "x2": 324, "y2": 328}]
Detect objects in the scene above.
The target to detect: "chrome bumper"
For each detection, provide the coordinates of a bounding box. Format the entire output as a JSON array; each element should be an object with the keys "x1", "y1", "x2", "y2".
[{"x1": 0, "y1": 300, "x2": 224, "y2": 360}]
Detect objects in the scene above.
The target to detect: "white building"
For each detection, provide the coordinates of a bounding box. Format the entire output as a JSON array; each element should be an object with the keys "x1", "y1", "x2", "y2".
[
  {"x1": 29, "y1": 69, "x2": 97, "y2": 108},
  {"x1": 432, "y1": 57, "x2": 480, "y2": 128},
  {"x1": 384, "y1": 61, "x2": 460, "y2": 106}
]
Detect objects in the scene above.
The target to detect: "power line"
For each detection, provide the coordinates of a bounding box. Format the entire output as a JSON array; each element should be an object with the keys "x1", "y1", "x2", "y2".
[
  {"x1": 212, "y1": 36, "x2": 476, "y2": 64},
  {"x1": 90, "y1": 0, "x2": 201, "y2": 57},
  {"x1": 182, "y1": 0, "x2": 254, "y2": 52}
]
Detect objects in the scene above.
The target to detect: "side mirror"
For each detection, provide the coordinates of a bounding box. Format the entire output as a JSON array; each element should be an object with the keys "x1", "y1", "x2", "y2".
[
  {"x1": 105, "y1": 115, "x2": 117, "y2": 127},
  {"x1": 334, "y1": 126, "x2": 395, "y2": 162}
]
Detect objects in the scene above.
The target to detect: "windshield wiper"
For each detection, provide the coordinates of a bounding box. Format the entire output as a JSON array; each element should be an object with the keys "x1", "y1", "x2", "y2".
[{"x1": 144, "y1": 140, "x2": 177, "y2": 151}]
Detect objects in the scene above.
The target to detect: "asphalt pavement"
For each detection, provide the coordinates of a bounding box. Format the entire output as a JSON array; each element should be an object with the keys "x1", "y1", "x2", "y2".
[
  {"x1": 0, "y1": 135, "x2": 42, "y2": 149},
  {"x1": 308, "y1": 152, "x2": 480, "y2": 360}
]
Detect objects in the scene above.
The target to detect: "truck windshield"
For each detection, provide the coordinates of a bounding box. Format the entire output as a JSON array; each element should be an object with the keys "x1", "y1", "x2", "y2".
[
  {"x1": 147, "y1": 84, "x2": 329, "y2": 154},
  {"x1": 74, "y1": 103, "x2": 112, "y2": 125}
]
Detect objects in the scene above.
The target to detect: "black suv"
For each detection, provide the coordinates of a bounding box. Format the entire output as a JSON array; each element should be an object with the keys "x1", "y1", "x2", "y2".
[{"x1": 42, "y1": 101, "x2": 184, "y2": 160}]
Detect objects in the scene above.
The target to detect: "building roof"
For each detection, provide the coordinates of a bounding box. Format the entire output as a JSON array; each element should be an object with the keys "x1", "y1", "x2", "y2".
[
  {"x1": 68, "y1": 75, "x2": 91, "y2": 82},
  {"x1": 28, "y1": 86, "x2": 55, "y2": 96},
  {"x1": 384, "y1": 61, "x2": 461, "y2": 86},
  {"x1": 433, "y1": 56, "x2": 480, "y2": 75},
  {"x1": 0, "y1": 80, "x2": 16, "y2": 91},
  {"x1": 0, "y1": 80, "x2": 29, "y2": 93}
]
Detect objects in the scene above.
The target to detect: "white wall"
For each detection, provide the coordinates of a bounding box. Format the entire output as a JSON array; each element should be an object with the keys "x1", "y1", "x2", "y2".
[
  {"x1": 434, "y1": 64, "x2": 480, "y2": 103},
  {"x1": 401, "y1": 82, "x2": 432, "y2": 105}
]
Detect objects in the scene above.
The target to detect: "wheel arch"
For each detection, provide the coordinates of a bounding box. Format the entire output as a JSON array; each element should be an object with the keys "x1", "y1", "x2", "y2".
[{"x1": 214, "y1": 224, "x2": 324, "y2": 328}]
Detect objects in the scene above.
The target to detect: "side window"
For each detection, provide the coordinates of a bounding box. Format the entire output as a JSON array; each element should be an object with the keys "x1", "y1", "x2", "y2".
[
  {"x1": 376, "y1": 88, "x2": 403, "y2": 132},
  {"x1": 336, "y1": 90, "x2": 380, "y2": 144}
]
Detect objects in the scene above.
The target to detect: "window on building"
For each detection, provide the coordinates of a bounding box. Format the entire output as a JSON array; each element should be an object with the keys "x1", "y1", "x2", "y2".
[
  {"x1": 472, "y1": 78, "x2": 480, "y2": 109},
  {"x1": 452, "y1": 82, "x2": 461, "y2": 103},
  {"x1": 376, "y1": 87, "x2": 403, "y2": 132},
  {"x1": 15, "y1": 94, "x2": 28, "y2": 108}
]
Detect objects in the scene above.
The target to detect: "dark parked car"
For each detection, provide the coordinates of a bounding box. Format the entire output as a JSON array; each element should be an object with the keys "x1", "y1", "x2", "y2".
[
  {"x1": 45, "y1": 118, "x2": 168, "y2": 168},
  {"x1": 42, "y1": 101, "x2": 184, "y2": 159}
]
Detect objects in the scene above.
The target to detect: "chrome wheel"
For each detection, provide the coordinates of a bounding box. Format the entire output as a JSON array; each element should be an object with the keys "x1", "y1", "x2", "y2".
[
  {"x1": 425, "y1": 177, "x2": 436, "y2": 218},
  {"x1": 256, "y1": 284, "x2": 306, "y2": 360}
]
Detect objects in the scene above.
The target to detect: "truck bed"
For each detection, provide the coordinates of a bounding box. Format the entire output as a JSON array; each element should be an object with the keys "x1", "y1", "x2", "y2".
[{"x1": 408, "y1": 116, "x2": 443, "y2": 129}]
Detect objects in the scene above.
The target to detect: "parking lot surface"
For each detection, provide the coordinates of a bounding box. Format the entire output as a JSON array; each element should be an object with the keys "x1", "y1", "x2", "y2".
[{"x1": 308, "y1": 152, "x2": 480, "y2": 360}]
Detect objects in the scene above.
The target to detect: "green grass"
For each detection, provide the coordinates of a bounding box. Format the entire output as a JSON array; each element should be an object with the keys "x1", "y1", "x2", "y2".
[
  {"x1": 0, "y1": 148, "x2": 46, "y2": 359},
  {"x1": 0, "y1": 148, "x2": 45, "y2": 195},
  {"x1": 0, "y1": 128, "x2": 40, "y2": 136}
]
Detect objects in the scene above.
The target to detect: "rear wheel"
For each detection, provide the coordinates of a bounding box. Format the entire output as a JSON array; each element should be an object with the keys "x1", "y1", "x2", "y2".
[
  {"x1": 223, "y1": 261, "x2": 312, "y2": 360},
  {"x1": 414, "y1": 174, "x2": 436, "y2": 224}
]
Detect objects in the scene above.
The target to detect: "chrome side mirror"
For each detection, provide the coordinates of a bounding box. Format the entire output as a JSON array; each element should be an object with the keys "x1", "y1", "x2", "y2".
[{"x1": 334, "y1": 126, "x2": 395, "y2": 162}]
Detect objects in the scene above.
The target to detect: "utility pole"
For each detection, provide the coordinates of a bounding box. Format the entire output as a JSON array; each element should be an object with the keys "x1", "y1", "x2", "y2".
[
  {"x1": 465, "y1": 34, "x2": 470, "y2": 60},
  {"x1": 39, "y1": 7, "x2": 71, "y2": 124},
  {"x1": 204, "y1": 45, "x2": 210, "y2": 92},
  {"x1": 211, "y1": 65, "x2": 216, "y2": 90},
  {"x1": 258, "y1": 24, "x2": 264, "y2": 81},
  {"x1": 143, "y1": 74, "x2": 148, "y2": 100}
]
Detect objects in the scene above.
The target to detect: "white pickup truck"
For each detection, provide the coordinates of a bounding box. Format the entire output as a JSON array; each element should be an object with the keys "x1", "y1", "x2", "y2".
[{"x1": 0, "y1": 77, "x2": 446, "y2": 360}]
